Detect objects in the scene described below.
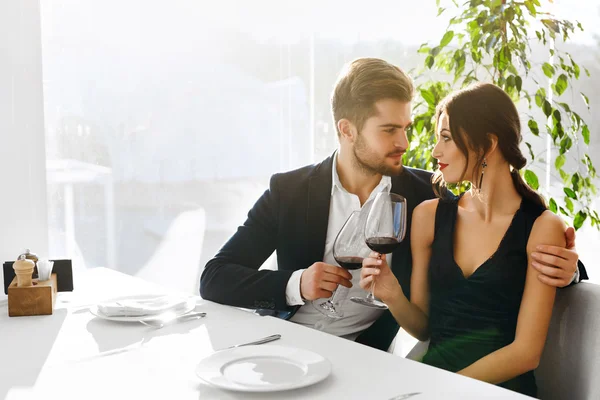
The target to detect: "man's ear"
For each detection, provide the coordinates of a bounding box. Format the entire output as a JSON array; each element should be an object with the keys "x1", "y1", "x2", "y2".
[{"x1": 337, "y1": 119, "x2": 356, "y2": 142}]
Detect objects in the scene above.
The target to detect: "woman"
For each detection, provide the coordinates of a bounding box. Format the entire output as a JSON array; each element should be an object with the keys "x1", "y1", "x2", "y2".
[{"x1": 360, "y1": 83, "x2": 565, "y2": 396}]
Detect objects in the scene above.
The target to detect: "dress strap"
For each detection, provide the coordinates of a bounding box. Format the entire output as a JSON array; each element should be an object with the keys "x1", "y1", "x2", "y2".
[{"x1": 434, "y1": 194, "x2": 460, "y2": 238}]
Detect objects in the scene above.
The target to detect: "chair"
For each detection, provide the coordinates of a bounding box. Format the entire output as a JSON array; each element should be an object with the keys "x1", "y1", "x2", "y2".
[
  {"x1": 135, "y1": 208, "x2": 206, "y2": 295},
  {"x1": 536, "y1": 282, "x2": 600, "y2": 400}
]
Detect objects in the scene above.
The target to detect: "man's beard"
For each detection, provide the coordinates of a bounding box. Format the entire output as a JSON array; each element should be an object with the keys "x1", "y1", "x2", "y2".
[{"x1": 352, "y1": 133, "x2": 403, "y2": 176}]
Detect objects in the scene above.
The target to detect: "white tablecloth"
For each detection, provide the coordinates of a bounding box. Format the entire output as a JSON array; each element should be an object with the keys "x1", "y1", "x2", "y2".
[{"x1": 0, "y1": 268, "x2": 531, "y2": 399}]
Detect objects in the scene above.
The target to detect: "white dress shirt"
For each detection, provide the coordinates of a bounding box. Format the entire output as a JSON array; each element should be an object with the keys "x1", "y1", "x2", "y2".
[{"x1": 285, "y1": 152, "x2": 392, "y2": 340}]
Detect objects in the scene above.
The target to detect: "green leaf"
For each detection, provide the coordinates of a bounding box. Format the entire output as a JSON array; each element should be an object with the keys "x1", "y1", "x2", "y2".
[
  {"x1": 582, "y1": 125, "x2": 590, "y2": 145},
  {"x1": 415, "y1": 118, "x2": 425, "y2": 134},
  {"x1": 524, "y1": 170, "x2": 539, "y2": 190},
  {"x1": 542, "y1": 19, "x2": 560, "y2": 34},
  {"x1": 572, "y1": 173, "x2": 581, "y2": 191},
  {"x1": 574, "y1": 211, "x2": 587, "y2": 230},
  {"x1": 542, "y1": 100, "x2": 552, "y2": 117},
  {"x1": 420, "y1": 89, "x2": 436, "y2": 107},
  {"x1": 554, "y1": 74, "x2": 568, "y2": 95},
  {"x1": 564, "y1": 187, "x2": 577, "y2": 199},
  {"x1": 560, "y1": 136, "x2": 573, "y2": 154},
  {"x1": 542, "y1": 62, "x2": 555, "y2": 78},
  {"x1": 581, "y1": 92, "x2": 590, "y2": 108},
  {"x1": 559, "y1": 169, "x2": 569, "y2": 183},
  {"x1": 565, "y1": 197, "x2": 574, "y2": 213},
  {"x1": 425, "y1": 55, "x2": 434, "y2": 69},
  {"x1": 525, "y1": 142, "x2": 535, "y2": 160},
  {"x1": 506, "y1": 75, "x2": 515, "y2": 91},
  {"x1": 573, "y1": 62, "x2": 580, "y2": 79},
  {"x1": 524, "y1": 0, "x2": 537, "y2": 16},
  {"x1": 555, "y1": 154, "x2": 566, "y2": 169},
  {"x1": 417, "y1": 45, "x2": 431, "y2": 54},
  {"x1": 485, "y1": 33, "x2": 499, "y2": 53},
  {"x1": 535, "y1": 88, "x2": 546, "y2": 107},
  {"x1": 515, "y1": 76, "x2": 522, "y2": 92},
  {"x1": 552, "y1": 109, "x2": 561, "y2": 123},
  {"x1": 528, "y1": 120, "x2": 539, "y2": 136},
  {"x1": 559, "y1": 207, "x2": 569, "y2": 217},
  {"x1": 440, "y1": 31, "x2": 454, "y2": 48},
  {"x1": 549, "y1": 198, "x2": 558, "y2": 213},
  {"x1": 558, "y1": 102, "x2": 571, "y2": 113}
]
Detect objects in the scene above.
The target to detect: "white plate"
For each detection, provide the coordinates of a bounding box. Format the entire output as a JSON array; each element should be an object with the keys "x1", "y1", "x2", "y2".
[
  {"x1": 89, "y1": 294, "x2": 196, "y2": 322},
  {"x1": 196, "y1": 344, "x2": 331, "y2": 392}
]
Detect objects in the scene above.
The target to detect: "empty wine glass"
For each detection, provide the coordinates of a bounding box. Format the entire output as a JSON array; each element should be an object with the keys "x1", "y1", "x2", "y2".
[
  {"x1": 315, "y1": 210, "x2": 370, "y2": 318},
  {"x1": 350, "y1": 192, "x2": 407, "y2": 309}
]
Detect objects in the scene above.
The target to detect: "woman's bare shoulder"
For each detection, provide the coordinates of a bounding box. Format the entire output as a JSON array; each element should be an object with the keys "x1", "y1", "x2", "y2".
[{"x1": 529, "y1": 210, "x2": 567, "y2": 248}]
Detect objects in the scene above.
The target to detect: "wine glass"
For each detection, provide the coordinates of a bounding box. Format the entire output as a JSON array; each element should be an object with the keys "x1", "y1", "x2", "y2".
[
  {"x1": 350, "y1": 192, "x2": 407, "y2": 309},
  {"x1": 315, "y1": 210, "x2": 370, "y2": 318}
]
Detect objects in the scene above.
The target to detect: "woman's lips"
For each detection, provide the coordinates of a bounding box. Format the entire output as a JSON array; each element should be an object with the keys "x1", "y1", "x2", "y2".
[{"x1": 439, "y1": 163, "x2": 448, "y2": 170}]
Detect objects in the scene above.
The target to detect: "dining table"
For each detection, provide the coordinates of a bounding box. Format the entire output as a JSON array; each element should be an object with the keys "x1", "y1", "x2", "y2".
[{"x1": 0, "y1": 267, "x2": 532, "y2": 399}]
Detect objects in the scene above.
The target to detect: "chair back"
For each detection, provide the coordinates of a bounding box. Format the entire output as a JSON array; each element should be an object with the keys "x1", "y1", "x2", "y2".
[
  {"x1": 536, "y1": 282, "x2": 600, "y2": 400},
  {"x1": 136, "y1": 208, "x2": 206, "y2": 294}
]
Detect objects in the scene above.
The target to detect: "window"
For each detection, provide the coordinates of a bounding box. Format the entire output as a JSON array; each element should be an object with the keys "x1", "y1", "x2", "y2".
[{"x1": 37, "y1": 0, "x2": 600, "y2": 290}]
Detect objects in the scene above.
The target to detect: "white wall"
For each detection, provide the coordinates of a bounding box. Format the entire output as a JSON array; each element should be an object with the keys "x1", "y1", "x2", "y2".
[{"x1": 0, "y1": 0, "x2": 48, "y2": 293}]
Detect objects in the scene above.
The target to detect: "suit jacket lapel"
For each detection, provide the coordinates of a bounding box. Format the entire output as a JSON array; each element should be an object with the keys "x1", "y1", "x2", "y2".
[{"x1": 305, "y1": 154, "x2": 334, "y2": 263}]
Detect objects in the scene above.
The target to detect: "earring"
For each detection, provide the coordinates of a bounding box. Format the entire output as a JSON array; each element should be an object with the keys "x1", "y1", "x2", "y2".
[{"x1": 477, "y1": 158, "x2": 488, "y2": 192}]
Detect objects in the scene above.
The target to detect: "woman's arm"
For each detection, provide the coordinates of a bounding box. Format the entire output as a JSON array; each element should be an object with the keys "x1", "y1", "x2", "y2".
[
  {"x1": 360, "y1": 199, "x2": 437, "y2": 341},
  {"x1": 457, "y1": 210, "x2": 565, "y2": 384}
]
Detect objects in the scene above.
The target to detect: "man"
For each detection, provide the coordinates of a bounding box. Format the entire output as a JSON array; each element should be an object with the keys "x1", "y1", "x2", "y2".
[{"x1": 200, "y1": 58, "x2": 587, "y2": 351}]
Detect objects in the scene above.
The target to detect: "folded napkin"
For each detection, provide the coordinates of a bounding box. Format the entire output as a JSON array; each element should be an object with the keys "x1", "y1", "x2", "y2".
[{"x1": 97, "y1": 295, "x2": 191, "y2": 317}]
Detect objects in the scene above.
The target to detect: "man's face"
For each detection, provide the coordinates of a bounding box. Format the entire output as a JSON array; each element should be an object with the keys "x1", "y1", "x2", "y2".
[{"x1": 352, "y1": 99, "x2": 411, "y2": 176}]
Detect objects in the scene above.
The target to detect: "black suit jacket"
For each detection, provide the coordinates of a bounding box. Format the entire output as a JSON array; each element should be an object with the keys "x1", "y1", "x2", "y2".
[{"x1": 200, "y1": 153, "x2": 437, "y2": 351}]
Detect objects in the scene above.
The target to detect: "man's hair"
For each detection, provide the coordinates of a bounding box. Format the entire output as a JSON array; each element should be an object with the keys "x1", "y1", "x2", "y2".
[{"x1": 331, "y1": 58, "x2": 414, "y2": 136}]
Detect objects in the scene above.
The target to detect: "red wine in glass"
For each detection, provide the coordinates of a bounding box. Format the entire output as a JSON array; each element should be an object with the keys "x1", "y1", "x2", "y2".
[
  {"x1": 316, "y1": 210, "x2": 370, "y2": 318},
  {"x1": 351, "y1": 192, "x2": 407, "y2": 310},
  {"x1": 334, "y1": 256, "x2": 364, "y2": 270},
  {"x1": 365, "y1": 237, "x2": 401, "y2": 254}
]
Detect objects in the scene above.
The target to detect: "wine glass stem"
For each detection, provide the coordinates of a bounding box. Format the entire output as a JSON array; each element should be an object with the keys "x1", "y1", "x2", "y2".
[
  {"x1": 329, "y1": 288, "x2": 338, "y2": 303},
  {"x1": 368, "y1": 281, "x2": 376, "y2": 300}
]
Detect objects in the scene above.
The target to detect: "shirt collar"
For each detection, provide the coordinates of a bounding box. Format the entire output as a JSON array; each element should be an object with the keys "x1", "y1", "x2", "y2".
[{"x1": 331, "y1": 151, "x2": 392, "y2": 196}]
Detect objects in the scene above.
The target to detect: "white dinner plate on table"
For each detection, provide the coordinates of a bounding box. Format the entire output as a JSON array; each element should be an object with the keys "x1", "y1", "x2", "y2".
[
  {"x1": 196, "y1": 344, "x2": 331, "y2": 392},
  {"x1": 89, "y1": 294, "x2": 196, "y2": 322}
]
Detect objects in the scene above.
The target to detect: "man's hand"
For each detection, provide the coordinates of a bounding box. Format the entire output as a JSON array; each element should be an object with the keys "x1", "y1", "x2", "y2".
[
  {"x1": 300, "y1": 262, "x2": 353, "y2": 301},
  {"x1": 531, "y1": 226, "x2": 579, "y2": 288}
]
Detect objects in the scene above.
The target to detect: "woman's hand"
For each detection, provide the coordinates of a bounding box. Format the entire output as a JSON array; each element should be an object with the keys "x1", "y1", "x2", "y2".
[{"x1": 359, "y1": 251, "x2": 403, "y2": 304}]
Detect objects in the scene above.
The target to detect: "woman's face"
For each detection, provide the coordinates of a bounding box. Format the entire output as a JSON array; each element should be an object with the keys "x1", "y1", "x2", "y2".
[{"x1": 432, "y1": 112, "x2": 471, "y2": 184}]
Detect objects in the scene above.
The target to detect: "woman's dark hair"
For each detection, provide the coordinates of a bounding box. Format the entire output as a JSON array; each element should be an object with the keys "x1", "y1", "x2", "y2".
[{"x1": 433, "y1": 82, "x2": 546, "y2": 209}]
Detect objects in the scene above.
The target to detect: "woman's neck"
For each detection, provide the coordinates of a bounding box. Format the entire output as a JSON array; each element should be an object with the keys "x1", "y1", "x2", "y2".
[{"x1": 466, "y1": 164, "x2": 521, "y2": 222}]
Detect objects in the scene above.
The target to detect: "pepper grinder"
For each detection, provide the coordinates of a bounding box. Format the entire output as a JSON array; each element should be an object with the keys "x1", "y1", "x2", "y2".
[
  {"x1": 13, "y1": 254, "x2": 35, "y2": 287},
  {"x1": 19, "y1": 248, "x2": 39, "y2": 279}
]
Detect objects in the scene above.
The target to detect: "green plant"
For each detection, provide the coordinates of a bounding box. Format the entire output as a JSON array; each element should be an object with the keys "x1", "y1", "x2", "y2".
[{"x1": 407, "y1": 0, "x2": 598, "y2": 230}]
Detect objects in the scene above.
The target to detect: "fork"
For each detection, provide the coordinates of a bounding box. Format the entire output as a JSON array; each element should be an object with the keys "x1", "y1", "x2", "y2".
[{"x1": 140, "y1": 311, "x2": 206, "y2": 328}]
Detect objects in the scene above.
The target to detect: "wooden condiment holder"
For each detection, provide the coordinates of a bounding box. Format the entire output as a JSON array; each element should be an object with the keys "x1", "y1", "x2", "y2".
[
  {"x1": 3, "y1": 259, "x2": 73, "y2": 317},
  {"x1": 8, "y1": 273, "x2": 58, "y2": 317}
]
